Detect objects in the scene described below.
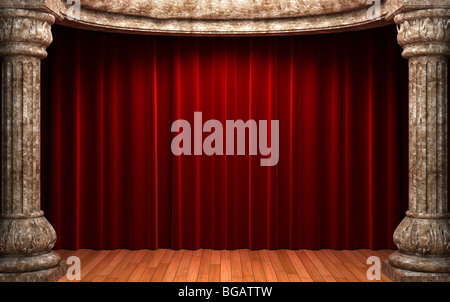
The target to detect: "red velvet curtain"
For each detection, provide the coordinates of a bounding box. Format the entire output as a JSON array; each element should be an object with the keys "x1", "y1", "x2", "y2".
[{"x1": 41, "y1": 25, "x2": 409, "y2": 250}]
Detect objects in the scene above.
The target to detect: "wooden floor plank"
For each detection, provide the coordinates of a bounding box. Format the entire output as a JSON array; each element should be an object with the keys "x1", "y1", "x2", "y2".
[
  {"x1": 108, "y1": 251, "x2": 137, "y2": 279},
  {"x1": 258, "y1": 250, "x2": 271, "y2": 262},
  {"x1": 275, "y1": 271, "x2": 290, "y2": 282},
  {"x1": 99, "y1": 249, "x2": 129, "y2": 277},
  {"x1": 333, "y1": 262, "x2": 360, "y2": 282},
  {"x1": 92, "y1": 275, "x2": 107, "y2": 282},
  {"x1": 240, "y1": 250, "x2": 253, "y2": 276},
  {"x1": 149, "y1": 250, "x2": 167, "y2": 268},
  {"x1": 303, "y1": 250, "x2": 334, "y2": 279},
  {"x1": 55, "y1": 249, "x2": 396, "y2": 283},
  {"x1": 162, "y1": 250, "x2": 184, "y2": 282},
  {"x1": 259, "y1": 251, "x2": 278, "y2": 282},
  {"x1": 211, "y1": 250, "x2": 221, "y2": 265},
  {"x1": 80, "y1": 251, "x2": 110, "y2": 281},
  {"x1": 249, "y1": 250, "x2": 260, "y2": 262},
  {"x1": 261, "y1": 261, "x2": 278, "y2": 282},
  {"x1": 315, "y1": 250, "x2": 346, "y2": 280},
  {"x1": 151, "y1": 250, "x2": 174, "y2": 282},
  {"x1": 220, "y1": 250, "x2": 232, "y2": 282},
  {"x1": 128, "y1": 262, "x2": 151, "y2": 282},
  {"x1": 141, "y1": 250, "x2": 156, "y2": 263},
  {"x1": 250, "y1": 253, "x2": 267, "y2": 282},
  {"x1": 176, "y1": 250, "x2": 193, "y2": 281},
  {"x1": 131, "y1": 250, "x2": 149, "y2": 264},
  {"x1": 342, "y1": 250, "x2": 366, "y2": 268},
  {"x1": 209, "y1": 264, "x2": 221, "y2": 282},
  {"x1": 199, "y1": 249, "x2": 212, "y2": 275},
  {"x1": 197, "y1": 273, "x2": 209, "y2": 282},
  {"x1": 186, "y1": 249, "x2": 203, "y2": 282},
  {"x1": 295, "y1": 251, "x2": 325, "y2": 282},
  {"x1": 116, "y1": 262, "x2": 139, "y2": 282},
  {"x1": 276, "y1": 250, "x2": 297, "y2": 275},
  {"x1": 287, "y1": 274, "x2": 301, "y2": 282},
  {"x1": 83, "y1": 250, "x2": 121, "y2": 282},
  {"x1": 322, "y1": 249, "x2": 341, "y2": 264},
  {"x1": 231, "y1": 250, "x2": 243, "y2": 278},
  {"x1": 150, "y1": 263, "x2": 170, "y2": 282},
  {"x1": 330, "y1": 251, "x2": 366, "y2": 282},
  {"x1": 285, "y1": 250, "x2": 310, "y2": 278},
  {"x1": 138, "y1": 250, "x2": 166, "y2": 282},
  {"x1": 267, "y1": 250, "x2": 284, "y2": 272}
]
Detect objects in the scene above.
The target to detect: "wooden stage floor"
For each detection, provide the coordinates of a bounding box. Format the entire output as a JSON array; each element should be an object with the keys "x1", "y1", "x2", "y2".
[{"x1": 55, "y1": 249, "x2": 395, "y2": 282}]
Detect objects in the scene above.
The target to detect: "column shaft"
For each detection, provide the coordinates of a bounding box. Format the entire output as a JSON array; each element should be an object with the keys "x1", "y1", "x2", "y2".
[
  {"x1": 0, "y1": 8, "x2": 66, "y2": 282},
  {"x1": 382, "y1": 9, "x2": 450, "y2": 282}
]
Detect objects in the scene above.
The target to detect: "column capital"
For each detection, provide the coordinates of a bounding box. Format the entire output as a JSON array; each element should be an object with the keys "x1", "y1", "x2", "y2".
[
  {"x1": 394, "y1": 9, "x2": 450, "y2": 58},
  {"x1": 0, "y1": 0, "x2": 63, "y2": 19},
  {"x1": 0, "y1": 9, "x2": 55, "y2": 59}
]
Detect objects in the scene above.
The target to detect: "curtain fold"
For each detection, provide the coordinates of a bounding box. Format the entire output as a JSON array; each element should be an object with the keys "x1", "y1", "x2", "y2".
[{"x1": 40, "y1": 25, "x2": 409, "y2": 250}]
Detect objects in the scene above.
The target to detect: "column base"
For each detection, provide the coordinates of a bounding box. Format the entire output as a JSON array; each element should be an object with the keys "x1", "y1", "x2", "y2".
[
  {"x1": 0, "y1": 260, "x2": 67, "y2": 282},
  {"x1": 382, "y1": 260, "x2": 450, "y2": 282}
]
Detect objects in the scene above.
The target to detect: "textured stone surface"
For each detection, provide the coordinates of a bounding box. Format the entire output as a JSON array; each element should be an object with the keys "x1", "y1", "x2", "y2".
[
  {"x1": 79, "y1": 0, "x2": 370, "y2": 20},
  {"x1": 0, "y1": 251, "x2": 61, "y2": 272},
  {"x1": 0, "y1": 0, "x2": 444, "y2": 36},
  {"x1": 388, "y1": 251, "x2": 450, "y2": 273},
  {"x1": 0, "y1": 7, "x2": 65, "y2": 282},
  {"x1": 0, "y1": 0, "x2": 62, "y2": 19},
  {"x1": 53, "y1": 0, "x2": 448, "y2": 35},
  {"x1": 385, "y1": 8, "x2": 450, "y2": 282},
  {"x1": 58, "y1": 6, "x2": 391, "y2": 36},
  {"x1": 0, "y1": 217, "x2": 57, "y2": 256},
  {"x1": 0, "y1": 259, "x2": 67, "y2": 282},
  {"x1": 382, "y1": 259, "x2": 450, "y2": 282}
]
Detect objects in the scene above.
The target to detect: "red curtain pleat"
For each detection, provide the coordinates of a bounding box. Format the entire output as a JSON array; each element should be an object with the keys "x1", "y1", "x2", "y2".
[{"x1": 40, "y1": 24, "x2": 410, "y2": 250}]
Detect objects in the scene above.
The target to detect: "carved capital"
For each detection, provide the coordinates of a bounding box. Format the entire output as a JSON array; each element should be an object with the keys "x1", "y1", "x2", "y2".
[
  {"x1": 395, "y1": 9, "x2": 450, "y2": 57},
  {"x1": 0, "y1": 9, "x2": 55, "y2": 58}
]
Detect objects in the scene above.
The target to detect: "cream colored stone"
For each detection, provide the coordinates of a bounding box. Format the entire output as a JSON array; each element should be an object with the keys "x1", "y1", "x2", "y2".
[
  {"x1": 0, "y1": 7, "x2": 66, "y2": 282},
  {"x1": 383, "y1": 8, "x2": 450, "y2": 282},
  {"x1": 58, "y1": 6, "x2": 390, "y2": 36},
  {"x1": 51, "y1": 0, "x2": 448, "y2": 35},
  {"x1": 79, "y1": 0, "x2": 370, "y2": 20}
]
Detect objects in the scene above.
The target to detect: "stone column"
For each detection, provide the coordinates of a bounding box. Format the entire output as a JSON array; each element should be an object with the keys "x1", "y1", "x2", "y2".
[
  {"x1": 0, "y1": 8, "x2": 67, "y2": 282},
  {"x1": 382, "y1": 9, "x2": 450, "y2": 282}
]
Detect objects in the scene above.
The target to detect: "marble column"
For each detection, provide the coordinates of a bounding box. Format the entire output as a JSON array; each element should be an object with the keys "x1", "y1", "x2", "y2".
[
  {"x1": 0, "y1": 8, "x2": 67, "y2": 282},
  {"x1": 382, "y1": 8, "x2": 450, "y2": 282}
]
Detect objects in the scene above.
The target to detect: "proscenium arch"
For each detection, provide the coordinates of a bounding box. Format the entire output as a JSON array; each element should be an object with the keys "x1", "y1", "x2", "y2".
[{"x1": 0, "y1": 0, "x2": 449, "y2": 282}]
